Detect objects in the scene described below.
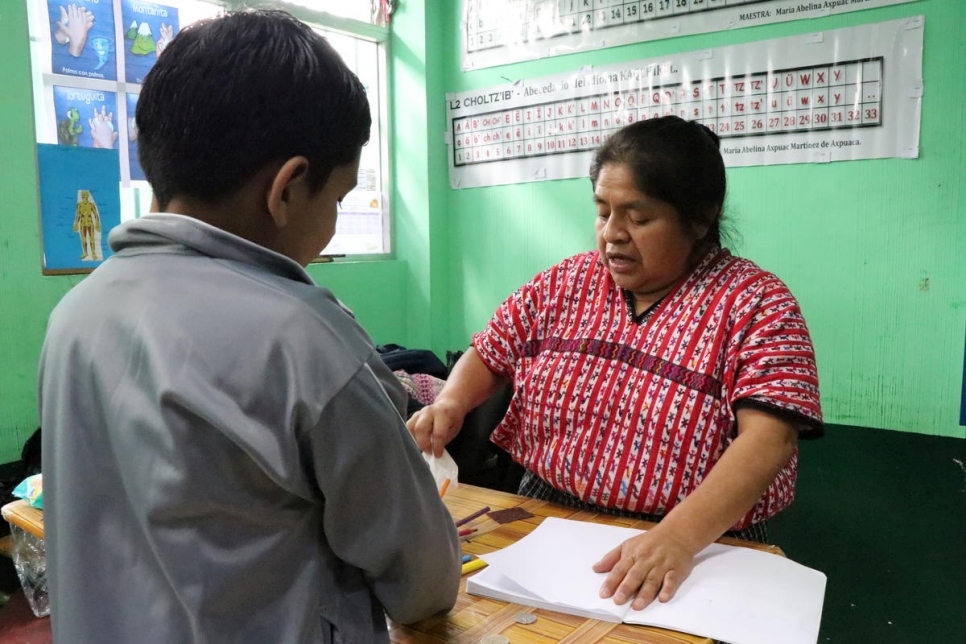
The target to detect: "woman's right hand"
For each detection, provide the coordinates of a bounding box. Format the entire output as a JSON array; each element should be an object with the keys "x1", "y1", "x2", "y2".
[{"x1": 406, "y1": 400, "x2": 466, "y2": 457}]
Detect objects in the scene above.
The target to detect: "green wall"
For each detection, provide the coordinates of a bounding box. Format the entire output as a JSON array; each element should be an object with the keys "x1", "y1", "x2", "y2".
[
  {"x1": 0, "y1": 0, "x2": 964, "y2": 465},
  {"x1": 433, "y1": 0, "x2": 966, "y2": 438}
]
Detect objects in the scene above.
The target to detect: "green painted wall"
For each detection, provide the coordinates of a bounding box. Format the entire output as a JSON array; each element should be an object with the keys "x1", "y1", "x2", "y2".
[
  {"x1": 434, "y1": 0, "x2": 966, "y2": 438},
  {"x1": 1, "y1": 0, "x2": 963, "y2": 467},
  {"x1": 0, "y1": 0, "x2": 61, "y2": 464}
]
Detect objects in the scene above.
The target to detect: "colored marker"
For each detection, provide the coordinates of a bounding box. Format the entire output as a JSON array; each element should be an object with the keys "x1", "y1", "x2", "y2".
[
  {"x1": 461, "y1": 554, "x2": 472, "y2": 563},
  {"x1": 458, "y1": 527, "x2": 478, "y2": 538},
  {"x1": 439, "y1": 478, "x2": 451, "y2": 498}
]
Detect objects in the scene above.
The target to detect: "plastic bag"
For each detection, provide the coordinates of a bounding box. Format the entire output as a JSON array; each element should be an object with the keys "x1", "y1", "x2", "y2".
[
  {"x1": 9, "y1": 524, "x2": 49, "y2": 617},
  {"x1": 12, "y1": 473, "x2": 43, "y2": 509},
  {"x1": 422, "y1": 450, "x2": 459, "y2": 496}
]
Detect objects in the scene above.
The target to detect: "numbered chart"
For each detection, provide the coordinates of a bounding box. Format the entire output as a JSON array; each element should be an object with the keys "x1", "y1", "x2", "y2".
[
  {"x1": 453, "y1": 58, "x2": 882, "y2": 167},
  {"x1": 446, "y1": 18, "x2": 923, "y2": 188},
  {"x1": 461, "y1": 0, "x2": 919, "y2": 70}
]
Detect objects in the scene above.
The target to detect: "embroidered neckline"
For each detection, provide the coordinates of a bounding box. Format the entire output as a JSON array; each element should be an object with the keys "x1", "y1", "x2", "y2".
[{"x1": 622, "y1": 289, "x2": 666, "y2": 325}]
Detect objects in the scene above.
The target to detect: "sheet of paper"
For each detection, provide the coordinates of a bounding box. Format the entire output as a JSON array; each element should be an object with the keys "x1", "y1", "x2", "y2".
[
  {"x1": 626, "y1": 543, "x2": 826, "y2": 644},
  {"x1": 476, "y1": 517, "x2": 826, "y2": 644},
  {"x1": 480, "y1": 518, "x2": 638, "y2": 620},
  {"x1": 466, "y1": 567, "x2": 621, "y2": 623}
]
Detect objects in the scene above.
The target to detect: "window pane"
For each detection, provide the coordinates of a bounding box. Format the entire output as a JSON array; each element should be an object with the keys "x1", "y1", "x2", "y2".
[
  {"x1": 278, "y1": 1, "x2": 373, "y2": 24},
  {"x1": 316, "y1": 30, "x2": 386, "y2": 255}
]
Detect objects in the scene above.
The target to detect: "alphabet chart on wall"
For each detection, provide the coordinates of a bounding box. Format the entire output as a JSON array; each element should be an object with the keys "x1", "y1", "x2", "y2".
[
  {"x1": 461, "y1": 0, "x2": 920, "y2": 70},
  {"x1": 446, "y1": 17, "x2": 923, "y2": 189}
]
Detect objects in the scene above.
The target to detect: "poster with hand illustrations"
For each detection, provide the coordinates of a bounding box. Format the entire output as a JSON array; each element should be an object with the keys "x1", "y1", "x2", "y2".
[
  {"x1": 53, "y1": 86, "x2": 119, "y2": 150},
  {"x1": 121, "y1": 0, "x2": 180, "y2": 84},
  {"x1": 47, "y1": 0, "x2": 118, "y2": 81}
]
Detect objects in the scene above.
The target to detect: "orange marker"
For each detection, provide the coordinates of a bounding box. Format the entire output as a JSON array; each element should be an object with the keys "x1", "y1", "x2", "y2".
[{"x1": 439, "y1": 478, "x2": 451, "y2": 498}]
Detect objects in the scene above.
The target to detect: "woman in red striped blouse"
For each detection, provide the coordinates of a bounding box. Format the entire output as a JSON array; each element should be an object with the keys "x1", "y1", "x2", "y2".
[{"x1": 408, "y1": 115, "x2": 822, "y2": 612}]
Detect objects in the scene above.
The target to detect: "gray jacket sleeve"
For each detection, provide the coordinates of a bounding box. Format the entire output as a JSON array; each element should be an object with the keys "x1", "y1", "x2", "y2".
[{"x1": 305, "y1": 358, "x2": 461, "y2": 624}]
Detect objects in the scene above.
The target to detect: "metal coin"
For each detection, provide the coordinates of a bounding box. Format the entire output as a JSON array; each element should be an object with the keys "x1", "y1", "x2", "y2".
[
  {"x1": 480, "y1": 635, "x2": 510, "y2": 644},
  {"x1": 514, "y1": 612, "x2": 537, "y2": 625}
]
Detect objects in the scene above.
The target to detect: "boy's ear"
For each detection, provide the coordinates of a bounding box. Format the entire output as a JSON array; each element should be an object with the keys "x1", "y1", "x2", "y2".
[{"x1": 266, "y1": 157, "x2": 311, "y2": 228}]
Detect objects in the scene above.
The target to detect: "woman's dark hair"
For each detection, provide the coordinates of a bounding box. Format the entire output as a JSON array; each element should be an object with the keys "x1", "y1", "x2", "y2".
[
  {"x1": 136, "y1": 10, "x2": 371, "y2": 209},
  {"x1": 590, "y1": 116, "x2": 727, "y2": 247}
]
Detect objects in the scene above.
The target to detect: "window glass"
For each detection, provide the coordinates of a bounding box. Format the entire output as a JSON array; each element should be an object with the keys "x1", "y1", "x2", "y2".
[{"x1": 282, "y1": 1, "x2": 373, "y2": 24}]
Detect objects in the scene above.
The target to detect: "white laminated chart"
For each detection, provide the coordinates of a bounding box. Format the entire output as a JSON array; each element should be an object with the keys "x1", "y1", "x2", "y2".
[
  {"x1": 462, "y1": 0, "x2": 920, "y2": 70},
  {"x1": 446, "y1": 17, "x2": 923, "y2": 189}
]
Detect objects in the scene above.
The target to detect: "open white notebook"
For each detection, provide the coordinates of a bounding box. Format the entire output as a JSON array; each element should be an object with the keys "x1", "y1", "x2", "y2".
[{"x1": 467, "y1": 517, "x2": 825, "y2": 644}]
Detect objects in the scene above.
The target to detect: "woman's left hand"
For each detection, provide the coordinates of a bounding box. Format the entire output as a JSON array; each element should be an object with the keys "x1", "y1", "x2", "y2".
[
  {"x1": 594, "y1": 407, "x2": 799, "y2": 610},
  {"x1": 593, "y1": 525, "x2": 698, "y2": 610}
]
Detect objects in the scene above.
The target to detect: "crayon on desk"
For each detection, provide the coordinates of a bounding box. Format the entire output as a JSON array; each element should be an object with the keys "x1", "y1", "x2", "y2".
[
  {"x1": 454, "y1": 506, "x2": 490, "y2": 527},
  {"x1": 461, "y1": 559, "x2": 487, "y2": 575}
]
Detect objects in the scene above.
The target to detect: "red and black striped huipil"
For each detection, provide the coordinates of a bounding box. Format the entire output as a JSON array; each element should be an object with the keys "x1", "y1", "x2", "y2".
[{"x1": 473, "y1": 249, "x2": 822, "y2": 530}]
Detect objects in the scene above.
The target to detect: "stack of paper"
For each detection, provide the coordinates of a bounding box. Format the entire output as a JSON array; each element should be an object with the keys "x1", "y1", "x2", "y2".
[{"x1": 467, "y1": 517, "x2": 825, "y2": 644}]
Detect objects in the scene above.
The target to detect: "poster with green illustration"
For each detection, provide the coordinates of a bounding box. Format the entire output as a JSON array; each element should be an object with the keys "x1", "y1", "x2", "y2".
[
  {"x1": 121, "y1": 0, "x2": 179, "y2": 84},
  {"x1": 53, "y1": 86, "x2": 119, "y2": 150}
]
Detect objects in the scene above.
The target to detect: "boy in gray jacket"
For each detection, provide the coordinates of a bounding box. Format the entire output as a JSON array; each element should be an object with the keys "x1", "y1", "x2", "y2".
[{"x1": 40, "y1": 10, "x2": 460, "y2": 643}]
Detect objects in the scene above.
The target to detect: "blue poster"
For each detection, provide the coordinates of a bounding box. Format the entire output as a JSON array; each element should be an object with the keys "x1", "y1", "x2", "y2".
[
  {"x1": 47, "y1": 0, "x2": 117, "y2": 81},
  {"x1": 37, "y1": 145, "x2": 121, "y2": 273},
  {"x1": 53, "y1": 86, "x2": 119, "y2": 150},
  {"x1": 126, "y1": 93, "x2": 146, "y2": 181},
  {"x1": 121, "y1": 1, "x2": 179, "y2": 84}
]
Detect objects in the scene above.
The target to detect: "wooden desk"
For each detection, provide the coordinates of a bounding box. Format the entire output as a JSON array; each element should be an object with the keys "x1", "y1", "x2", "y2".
[
  {"x1": 391, "y1": 484, "x2": 783, "y2": 644},
  {"x1": 1, "y1": 500, "x2": 44, "y2": 540}
]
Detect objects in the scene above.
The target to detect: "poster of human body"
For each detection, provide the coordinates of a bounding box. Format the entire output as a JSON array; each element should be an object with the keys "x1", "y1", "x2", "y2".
[{"x1": 37, "y1": 145, "x2": 122, "y2": 273}]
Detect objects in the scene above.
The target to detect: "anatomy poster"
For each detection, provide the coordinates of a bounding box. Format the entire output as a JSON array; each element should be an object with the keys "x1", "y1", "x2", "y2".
[
  {"x1": 446, "y1": 17, "x2": 923, "y2": 189},
  {"x1": 37, "y1": 144, "x2": 121, "y2": 274}
]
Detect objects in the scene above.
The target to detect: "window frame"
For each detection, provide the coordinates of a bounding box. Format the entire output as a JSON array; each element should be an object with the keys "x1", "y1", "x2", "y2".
[
  {"x1": 219, "y1": 1, "x2": 394, "y2": 261},
  {"x1": 250, "y1": 0, "x2": 394, "y2": 263}
]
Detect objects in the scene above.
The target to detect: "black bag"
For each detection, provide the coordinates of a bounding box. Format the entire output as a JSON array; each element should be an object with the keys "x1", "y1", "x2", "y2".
[{"x1": 376, "y1": 344, "x2": 448, "y2": 380}]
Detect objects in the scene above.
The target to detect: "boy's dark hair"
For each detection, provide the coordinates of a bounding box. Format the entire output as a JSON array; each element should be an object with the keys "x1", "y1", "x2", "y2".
[
  {"x1": 136, "y1": 10, "x2": 371, "y2": 209},
  {"x1": 590, "y1": 116, "x2": 728, "y2": 247}
]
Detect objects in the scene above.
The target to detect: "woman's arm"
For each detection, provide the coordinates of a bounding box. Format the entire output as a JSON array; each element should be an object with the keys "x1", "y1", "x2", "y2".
[
  {"x1": 594, "y1": 406, "x2": 798, "y2": 609},
  {"x1": 406, "y1": 347, "x2": 509, "y2": 457}
]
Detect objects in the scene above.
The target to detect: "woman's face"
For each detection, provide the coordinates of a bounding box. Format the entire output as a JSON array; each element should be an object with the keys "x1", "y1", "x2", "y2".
[{"x1": 594, "y1": 163, "x2": 702, "y2": 307}]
